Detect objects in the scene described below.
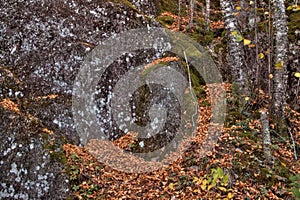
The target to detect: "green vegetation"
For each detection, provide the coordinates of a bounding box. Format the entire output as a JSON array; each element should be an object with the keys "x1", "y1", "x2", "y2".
[
  {"x1": 287, "y1": 11, "x2": 300, "y2": 42},
  {"x1": 154, "y1": 0, "x2": 186, "y2": 16},
  {"x1": 156, "y1": 15, "x2": 175, "y2": 26},
  {"x1": 289, "y1": 174, "x2": 300, "y2": 199}
]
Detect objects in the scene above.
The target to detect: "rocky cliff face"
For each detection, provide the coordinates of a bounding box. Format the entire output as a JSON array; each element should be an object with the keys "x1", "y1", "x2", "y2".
[
  {"x1": 0, "y1": 0, "x2": 159, "y2": 198},
  {"x1": 128, "y1": 0, "x2": 158, "y2": 16}
]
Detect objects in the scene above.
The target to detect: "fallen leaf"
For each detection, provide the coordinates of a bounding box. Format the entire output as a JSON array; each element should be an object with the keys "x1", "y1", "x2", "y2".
[
  {"x1": 294, "y1": 72, "x2": 300, "y2": 78},
  {"x1": 228, "y1": 192, "x2": 234, "y2": 199},
  {"x1": 275, "y1": 60, "x2": 284, "y2": 69},
  {"x1": 236, "y1": 34, "x2": 243, "y2": 42},
  {"x1": 218, "y1": 186, "x2": 227, "y2": 192},
  {"x1": 258, "y1": 53, "x2": 265, "y2": 59},
  {"x1": 231, "y1": 31, "x2": 238, "y2": 36},
  {"x1": 243, "y1": 39, "x2": 251, "y2": 45},
  {"x1": 169, "y1": 183, "x2": 175, "y2": 190}
]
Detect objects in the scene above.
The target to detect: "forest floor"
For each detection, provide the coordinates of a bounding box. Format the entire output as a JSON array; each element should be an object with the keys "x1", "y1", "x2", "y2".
[{"x1": 63, "y1": 83, "x2": 300, "y2": 199}]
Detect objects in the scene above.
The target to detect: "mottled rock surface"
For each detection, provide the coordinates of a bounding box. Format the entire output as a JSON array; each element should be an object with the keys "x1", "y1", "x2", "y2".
[
  {"x1": 0, "y1": 0, "x2": 158, "y2": 198},
  {"x1": 128, "y1": 0, "x2": 158, "y2": 17},
  {"x1": 0, "y1": 107, "x2": 69, "y2": 199}
]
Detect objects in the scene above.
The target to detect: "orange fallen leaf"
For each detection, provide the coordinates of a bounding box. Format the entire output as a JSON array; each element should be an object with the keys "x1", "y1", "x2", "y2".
[
  {"x1": 42, "y1": 128, "x2": 54, "y2": 135},
  {"x1": 0, "y1": 98, "x2": 20, "y2": 113}
]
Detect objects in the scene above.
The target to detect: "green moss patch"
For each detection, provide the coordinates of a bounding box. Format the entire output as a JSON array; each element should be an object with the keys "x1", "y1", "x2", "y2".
[{"x1": 156, "y1": 15, "x2": 175, "y2": 26}]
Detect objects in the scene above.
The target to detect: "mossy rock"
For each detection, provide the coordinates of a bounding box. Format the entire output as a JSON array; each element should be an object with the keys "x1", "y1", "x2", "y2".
[
  {"x1": 156, "y1": 15, "x2": 175, "y2": 26},
  {"x1": 109, "y1": 0, "x2": 139, "y2": 11}
]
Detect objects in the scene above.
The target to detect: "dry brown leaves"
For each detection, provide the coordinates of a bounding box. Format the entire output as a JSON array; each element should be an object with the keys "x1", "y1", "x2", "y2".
[
  {"x1": 113, "y1": 131, "x2": 139, "y2": 149},
  {"x1": 210, "y1": 21, "x2": 224, "y2": 29},
  {"x1": 0, "y1": 98, "x2": 20, "y2": 113},
  {"x1": 86, "y1": 139, "x2": 163, "y2": 173},
  {"x1": 42, "y1": 128, "x2": 54, "y2": 135},
  {"x1": 63, "y1": 84, "x2": 239, "y2": 199},
  {"x1": 158, "y1": 10, "x2": 225, "y2": 32},
  {"x1": 141, "y1": 57, "x2": 179, "y2": 74},
  {"x1": 50, "y1": 80, "x2": 298, "y2": 199},
  {"x1": 34, "y1": 94, "x2": 58, "y2": 101},
  {"x1": 160, "y1": 11, "x2": 178, "y2": 21}
]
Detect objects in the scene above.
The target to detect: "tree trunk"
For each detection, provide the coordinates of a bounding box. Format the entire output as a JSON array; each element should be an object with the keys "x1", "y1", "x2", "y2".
[
  {"x1": 272, "y1": 0, "x2": 288, "y2": 130},
  {"x1": 220, "y1": 0, "x2": 250, "y2": 100},
  {"x1": 189, "y1": 0, "x2": 195, "y2": 28},
  {"x1": 178, "y1": 0, "x2": 181, "y2": 30},
  {"x1": 205, "y1": 0, "x2": 210, "y2": 31},
  {"x1": 260, "y1": 109, "x2": 273, "y2": 165}
]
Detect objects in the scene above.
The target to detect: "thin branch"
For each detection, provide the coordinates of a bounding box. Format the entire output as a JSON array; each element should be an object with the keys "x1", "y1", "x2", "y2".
[
  {"x1": 184, "y1": 51, "x2": 198, "y2": 129},
  {"x1": 296, "y1": 78, "x2": 300, "y2": 98},
  {"x1": 270, "y1": 127, "x2": 298, "y2": 161},
  {"x1": 288, "y1": 128, "x2": 298, "y2": 160},
  {"x1": 254, "y1": 0, "x2": 260, "y2": 88}
]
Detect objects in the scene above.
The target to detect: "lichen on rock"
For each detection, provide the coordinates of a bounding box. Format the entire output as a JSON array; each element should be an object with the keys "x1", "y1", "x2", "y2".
[{"x1": 0, "y1": 0, "x2": 160, "y2": 198}]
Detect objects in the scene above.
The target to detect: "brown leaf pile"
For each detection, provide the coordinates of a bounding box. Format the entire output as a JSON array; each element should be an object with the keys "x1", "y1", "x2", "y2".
[
  {"x1": 0, "y1": 98, "x2": 20, "y2": 113},
  {"x1": 63, "y1": 83, "x2": 299, "y2": 199}
]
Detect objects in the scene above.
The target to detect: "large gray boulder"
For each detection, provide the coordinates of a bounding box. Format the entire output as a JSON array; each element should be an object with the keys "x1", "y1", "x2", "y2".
[{"x1": 0, "y1": 0, "x2": 158, "y2": 198}]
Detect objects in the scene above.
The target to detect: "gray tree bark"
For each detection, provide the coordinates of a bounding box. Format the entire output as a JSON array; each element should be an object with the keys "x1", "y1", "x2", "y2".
[
  {"x1": 220, "y1": 0, "x2": 250, "y2": 99},
  {"x1": 189, "y1": 0, "x2": 195, "y2": 28},
  {"x1": 205, "y1": 0, "x2": 210, "y2": 31},
  {"x1": 260, "y1": 109, "x2": 273, "y2": 165},
  {"x1": 272, "y1": 0, "x2": 288, "y2": 129}
]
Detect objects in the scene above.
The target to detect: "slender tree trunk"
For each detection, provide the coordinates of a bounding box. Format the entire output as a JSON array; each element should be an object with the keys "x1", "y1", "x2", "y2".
[
  {"x1": 205, "y1": 0, "x2": 210, "y2": 31},
  {"x1": 178, "y1": 0, "x2": 181, "y2": 30},
  {"x1": 272, "y1": 0, "x2": 288, "y2": 130},
  {"x1": 189, "y1": 0, "x2": 195, "y2": 28},
  {"x1": 260, "y1": 109, "x2": 273, "y2": 165},
  {"x1": 220, "y1": 0, "x2": 250, "y2": 99}
]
